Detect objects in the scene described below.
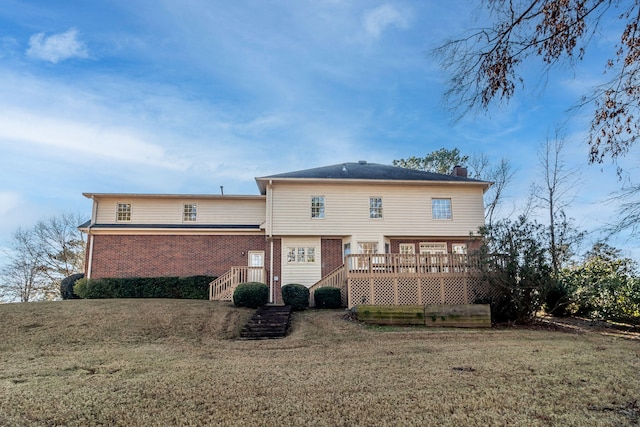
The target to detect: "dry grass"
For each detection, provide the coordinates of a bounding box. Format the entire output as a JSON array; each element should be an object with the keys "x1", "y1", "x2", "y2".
[{"x1": 0, "y1": 299, "x2": 639, "y2": 426}]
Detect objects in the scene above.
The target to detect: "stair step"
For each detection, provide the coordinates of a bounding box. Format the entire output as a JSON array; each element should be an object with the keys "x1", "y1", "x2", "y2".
[{"x1": 239, "y1": 305, "x2": 292, "y2": 340}]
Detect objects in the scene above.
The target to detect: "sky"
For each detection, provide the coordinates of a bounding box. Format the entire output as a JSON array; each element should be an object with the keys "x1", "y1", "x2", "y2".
[{"x1": 0, "y1": 0, "x2": 637, "y2": 260}]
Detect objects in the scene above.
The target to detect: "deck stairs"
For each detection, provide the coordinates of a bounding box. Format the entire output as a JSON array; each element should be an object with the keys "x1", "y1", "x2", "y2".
[{"x1": 239, "y1": 305, "x2": 292, "y2": 340}]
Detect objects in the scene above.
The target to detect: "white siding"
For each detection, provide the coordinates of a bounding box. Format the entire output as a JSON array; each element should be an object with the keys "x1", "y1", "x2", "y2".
[
  {"x1": 95, "y1": 197, "x2": 265, "y2": 225},
  {"x1": 269, "y1": 182, "x2": 485, "y2": 237},
  {"x1": 281, "y1": 237, "x2": 322, "y2": 288}
]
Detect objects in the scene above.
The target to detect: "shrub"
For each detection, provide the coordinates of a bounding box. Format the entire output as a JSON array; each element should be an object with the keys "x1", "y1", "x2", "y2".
[
  {"x1": 314, "y1": 287, "x2": 342, "y2": 309},
  {"x1": 72, "y1": 276, "x2": 216, "y2": 299},
  {"x1": 73, "y1": 278, "x2": 89, "y2": 299},
  {"x1": 60, "y1": 273, "x2": 84, "y2": 300},
  {"x1": 233, "y1": 282, "x2": 269, "y2": 308},
  {"x1": 282, "y1": 283, "x2": 310, "y2": 311}
]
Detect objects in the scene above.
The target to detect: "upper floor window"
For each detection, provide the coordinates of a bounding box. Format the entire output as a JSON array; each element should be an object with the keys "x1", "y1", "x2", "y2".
[
  {"x1": 311, "y1": 196, "x2": 325, "y2": 219},
  {"x1": 183, "y1": 203, "x2": 197, "y2": 222},
  {"x1": 432, "y1": 198, "x2": 452, "y2": 220},
  {"x1": 369, "y1": 197, "x2": 383, "y2": 219},
  {"x1": 116, "y1": 203, "x2": 131, "y2": 222}
]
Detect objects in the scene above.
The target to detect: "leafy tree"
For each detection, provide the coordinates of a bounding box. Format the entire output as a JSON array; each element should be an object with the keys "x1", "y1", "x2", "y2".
[
  {"x1": 0, "y1": 213, "x2": 87, "y2": 302},
  {"x1": 476, "y1": 216, "x2": 553, "y2": 323},
  {"x1": 434, "y1": 0, "x2": 639, "y2": 168},
  {"x1": 393, "y1": 147, "x2": 469, "y2": 174},
  {"x1": 561, "y1": 242, "x2": 640, "y2": 322}
]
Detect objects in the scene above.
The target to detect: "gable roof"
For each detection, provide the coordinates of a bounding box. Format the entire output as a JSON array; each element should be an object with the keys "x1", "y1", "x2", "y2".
[{"x1": 255, "y1": 161, "x2": 491, "y2": 194}]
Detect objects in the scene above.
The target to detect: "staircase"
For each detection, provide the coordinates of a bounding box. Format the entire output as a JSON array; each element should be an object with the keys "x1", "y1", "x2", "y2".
[{"x1": 240, "y1": 305, "x2": 292, "y2": 340}]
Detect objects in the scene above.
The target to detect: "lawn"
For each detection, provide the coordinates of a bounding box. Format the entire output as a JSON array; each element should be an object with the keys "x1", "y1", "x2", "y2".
[{"x1": 0, "y1": 299, "x2": 638, "y2": 426}]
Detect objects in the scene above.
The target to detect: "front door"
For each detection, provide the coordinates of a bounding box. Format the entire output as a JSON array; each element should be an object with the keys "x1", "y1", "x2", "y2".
[{"x1": 248, "y1": 251, "x2": 265, "y2": 283}]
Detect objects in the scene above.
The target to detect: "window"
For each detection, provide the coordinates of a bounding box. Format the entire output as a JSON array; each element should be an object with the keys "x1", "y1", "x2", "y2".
[
  {"x1": 116, "y1": 203, "x2": 131, "y2": 222},
  {"x1": 369, "y1": 197, "x2": 383, "y2": 219},
  {"x1": 419, "y1": 242, "x2": 447, "y2": 254},
  {"x1": 452, "y1": 244, "x2": 467, "y2": 254},
  {"x1": 357, "y1": 242, "x2": 379, "y2": 254},
  {"x1": 432, "y1": 198, "x2": 452, "y2": 220},
  {"x1": 287, "y1": 247, "x2": 316, "y2": 263},
  {"x1": 183, "y1": 203, "x2": 197, "y2": 222},
  {"x1": 311, "y1": 196, "x2": 325, "y2": 219}
]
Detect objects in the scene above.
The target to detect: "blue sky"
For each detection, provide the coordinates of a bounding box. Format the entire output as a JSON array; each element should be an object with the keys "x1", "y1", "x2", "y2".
[{"x1": 0, "y1": 0, "x2": 637, "y2": 259}]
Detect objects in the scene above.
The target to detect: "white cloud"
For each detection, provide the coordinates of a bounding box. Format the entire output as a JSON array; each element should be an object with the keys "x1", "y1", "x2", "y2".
[
  {"x1": 363, "y1": 4, "x2": 411, "y2": 39},
  {"x1": 0, "y1": 191, "x2": 22, "y2": 217},
  {"x1": 0, "y1": 109, "x2": 184, "y2": 170},
  {"x1": 26, "y1": 28, "x2": 88, "y2": 63}
]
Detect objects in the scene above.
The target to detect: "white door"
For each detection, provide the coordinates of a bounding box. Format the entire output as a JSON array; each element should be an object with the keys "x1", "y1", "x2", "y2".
[
  {"x1": 248, "y1": 251, "x2": 264, "y2": 283},
  {"x1": 399, "y1": 243, "x2": 416, "y2": 273}
]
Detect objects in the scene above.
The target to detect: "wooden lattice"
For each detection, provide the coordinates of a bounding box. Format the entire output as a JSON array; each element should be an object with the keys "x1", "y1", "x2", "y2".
[
  {"x1": 397, "y1": 278, "x2": 419, "y2": 305},
  {"x1": 372, "y1": 278, "x2": 394, "y2": 305},
  {"x1": 443, "y1": 277, "x2": 466, "y2": 305},
  {"x1": 421, "y1": 277, "x2": 442, "y2": 305}
]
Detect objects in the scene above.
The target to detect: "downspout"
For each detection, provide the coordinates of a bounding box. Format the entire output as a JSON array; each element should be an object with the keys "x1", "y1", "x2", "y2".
[
  {"x1": 268, "y1": 179, "x2": 274, "y2": 303},
  {"x1": 86, "y1": 197, "x2": 98, "y2": 279}
]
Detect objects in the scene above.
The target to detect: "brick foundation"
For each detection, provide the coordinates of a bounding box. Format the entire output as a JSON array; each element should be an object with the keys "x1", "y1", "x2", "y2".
[{"x1": 89, "y1": 234, "x2": 268, "y2": 279}]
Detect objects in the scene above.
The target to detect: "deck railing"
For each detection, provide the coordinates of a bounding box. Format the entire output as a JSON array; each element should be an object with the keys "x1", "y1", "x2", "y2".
[
  {"x1": 345, "y1": 253, "x2": 479, "y2": 277},
  {"x1": 209, "y1": 266, "x2": 267, "y2": 301}
]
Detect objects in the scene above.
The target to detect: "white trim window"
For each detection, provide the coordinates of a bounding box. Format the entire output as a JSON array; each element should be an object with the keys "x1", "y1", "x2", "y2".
[
  {"x1": 452, "y1": 243, "x2": 467, "y2": 254},
  {"x1": 432, "y1": 198, "x2": 452, "y2": 220},
  {"x1": 183, "y1": 203, "x2": 197, "y2": 222},
  {"x1": 116, "y1": 203, "x2": 131, "y2": 222},
  {"x1": 311, "y1": 196, "x2": 325, "y2": 219},
  {"x1": 369, "y1": 197, "x2": 383, "y2": 219},
  {"x1": 287, "y1": 247, "x2": 316, "y2": 263},
  {"x1": 357, "y1": 242, "x2": 379, "y2": 254}
]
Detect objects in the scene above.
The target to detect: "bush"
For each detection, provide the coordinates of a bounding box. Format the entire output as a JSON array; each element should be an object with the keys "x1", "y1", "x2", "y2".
[
  {"x1": 282, "y1": 283, "x2": 310, "y2": 311},
  {"x1": 60, "y1": 273, "x2": 85, "y2": 300},
  {"x1": 314, "y1": 287, "x2": 342, "y2": 309},
  {"x1": 73, "y1": 278, "x2": 89, "y2": 299},
  {"x1": 233, "y1": 282, "x2": 269, "y2": 308},
  {"x1": 544, "y1": 280, "x2": 573, "y2": 317},
  {"x1": 72, "y1": 276, "x2": 216, "y2": 299}
]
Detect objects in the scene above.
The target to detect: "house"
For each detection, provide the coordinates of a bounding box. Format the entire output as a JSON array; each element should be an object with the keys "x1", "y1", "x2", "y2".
[{"x1": 80, "y1": 161, "x2": 492, "y2": 307}]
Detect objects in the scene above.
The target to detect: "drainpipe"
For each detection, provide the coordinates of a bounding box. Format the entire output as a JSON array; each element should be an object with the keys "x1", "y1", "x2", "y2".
[
  {"x1": 86, "y1": 197, "x2": 98, "y2": 279},
  {"x1": 270, "y1": 239, "x2": 274, "y2": 303},
  {"x1": 268, "y1": 180, "x2": 274, "y2": 303}
]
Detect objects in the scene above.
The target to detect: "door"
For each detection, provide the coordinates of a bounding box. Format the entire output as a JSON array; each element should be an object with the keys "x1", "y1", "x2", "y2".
[
  {"x1": 248, "y1": 251, "x2": 265, "y2": 283},
  {"x1": 399, "y1": 243, "x2": 416, "y2": 273}
]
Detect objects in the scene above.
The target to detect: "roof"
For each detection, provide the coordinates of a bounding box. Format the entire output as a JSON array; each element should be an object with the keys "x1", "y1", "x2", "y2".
[{"x1": 255, "y1": 161, "x2": 490, "y2": 193}]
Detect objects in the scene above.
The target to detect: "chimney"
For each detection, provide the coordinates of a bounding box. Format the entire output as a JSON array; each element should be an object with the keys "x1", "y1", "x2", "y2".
[{"x1": 451, "y1": 165, "x2": 468, "y2": 178}]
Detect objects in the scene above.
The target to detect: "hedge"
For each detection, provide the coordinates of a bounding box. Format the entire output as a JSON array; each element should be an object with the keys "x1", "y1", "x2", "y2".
[
  {"x1": 233, "y1": 282, "x2": 269, "y2": 308},
  {"x1": 282, "y1": 283, "x2": 310, "y2": 311},
  {"x1": 313, "y1": 287, "x2": 342, "y2": 309},
  {"x1": 73, "y1": 275, "x2": 216, "y2": 300}
]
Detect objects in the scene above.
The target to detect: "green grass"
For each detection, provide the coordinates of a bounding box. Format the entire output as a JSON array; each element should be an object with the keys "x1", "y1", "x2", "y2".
[{"x1": 0, "y1": 299, "x2": 639, "y2": 426}]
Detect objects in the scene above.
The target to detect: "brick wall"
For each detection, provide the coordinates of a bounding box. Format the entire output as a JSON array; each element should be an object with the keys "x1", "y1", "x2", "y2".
[
  {"x1": 89, "y1": 234, "x2": 267, "y2": 279},
  {"x1": 321, "y1": 238, "x2": 343, "y2": 276}
]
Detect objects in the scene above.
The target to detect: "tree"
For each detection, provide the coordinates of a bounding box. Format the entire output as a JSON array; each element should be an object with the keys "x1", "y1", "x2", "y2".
[
  {"x1": 532, "y1": 134, "x2": 583, "y2": 276},
  {"x1": 392, "y1": 147, "x2": 469, "y2": 174},
  {"x1": 561, "y1": 242, "x2": 640, "y2": 322},
  {"x1": 433, "y1": 0, "x2": 640, "y2": 167},
  {"x1": 1, "y1": 228, "x2": 49, "y2": 302},
  {"x1": 476, "y1": 215, "x2": 553, "y2": 323},
  {"x1": 0, "y1": 213, "x2": 87, "y2": 302}
]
